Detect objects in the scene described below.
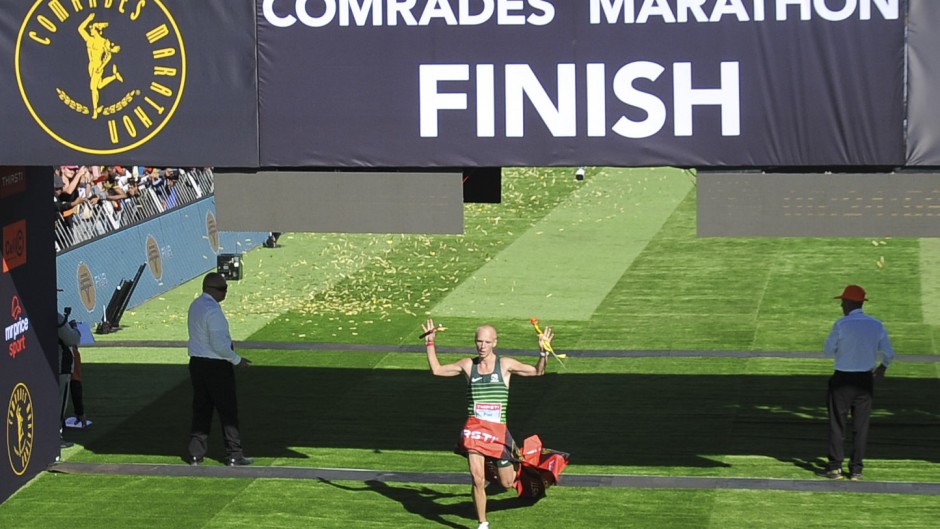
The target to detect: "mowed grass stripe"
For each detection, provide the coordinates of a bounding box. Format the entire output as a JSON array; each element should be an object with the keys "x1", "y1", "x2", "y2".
[
  {"x1": 920, "y1": 238, "x2": 940, "y2": 328},
  {"x1": 433, "y1": 167, "x2": 693, "y2": 321},
  {"x1": 3, "y1": 475, "x2": 939, "y2": 529},
  {"x1": 585, "y1": 191, "x2": 934, "y2": 353}
]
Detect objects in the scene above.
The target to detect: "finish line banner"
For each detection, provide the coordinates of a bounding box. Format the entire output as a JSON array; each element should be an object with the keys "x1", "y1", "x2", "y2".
[
  {"x1": 257, "y1": 0, "x2": 906, "y2": 167},
  {"x1": 0, "y1": 1, "x2": 910, "y2": 167}
]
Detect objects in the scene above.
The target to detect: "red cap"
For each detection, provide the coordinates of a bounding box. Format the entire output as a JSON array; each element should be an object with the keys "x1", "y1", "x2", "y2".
[{"x1": 835, "y1": 285, "x2": 867, "y2": 302}]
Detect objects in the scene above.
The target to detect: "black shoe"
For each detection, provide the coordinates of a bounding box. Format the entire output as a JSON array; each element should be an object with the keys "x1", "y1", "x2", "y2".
[
  {"x1": 818, "y1": 468, "x2": 844, "y2": 480},
  {"x1": 189, "y1": 456, "x2": 204, "y2": 466},
  {"x1": 227, "y1": 456, "x2": 254, "y2": 467}
]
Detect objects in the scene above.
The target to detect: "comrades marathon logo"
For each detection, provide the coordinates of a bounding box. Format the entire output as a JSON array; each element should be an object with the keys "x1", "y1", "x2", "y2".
[
  {"x1": 15, "y1": 1, "x2": 187, "y2": 155},
  {"x1": 146, "y1": 234, "x2": 163, "y2": 281},
  {"x1": 7, "y1": 383, "x2": 34, "y2": 476},
  {"x1": 77, "y1": 262, "x2": 96, "y2": 311},
  {"x1": 206, "y1": 212, "x2": 219, "y2": 253}
]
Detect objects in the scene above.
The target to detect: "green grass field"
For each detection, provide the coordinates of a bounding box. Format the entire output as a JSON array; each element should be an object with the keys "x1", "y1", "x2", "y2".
[{"x1": 1, "y1": 167, "x2": 938, "y2": 528}]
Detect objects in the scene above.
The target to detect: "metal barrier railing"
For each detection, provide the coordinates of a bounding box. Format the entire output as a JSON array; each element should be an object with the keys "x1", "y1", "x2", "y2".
[{"x1": 55, "y1": 168, "x2": 216, "y2": 252}]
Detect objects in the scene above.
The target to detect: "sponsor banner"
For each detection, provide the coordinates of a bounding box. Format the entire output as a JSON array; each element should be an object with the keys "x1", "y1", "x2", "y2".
[
  {"x1": 906, "y1": 0, "x2": 940, "y2": 165},
  {"x1": 457, "y1": 416, "x2": 514, "y2": 460},
  {"x1": 0, "y1": 168, "x2": 26, "y2": 199},
  {"x1": 1, "y1": 0, "x2": 258, "y2": 165},
  {"x1": 0, "y1": 167, "x2": 58, "y2": 504},
  {"x1": 2, "y1": 219, "x2": 27, "y2": 273},
  {"x1": 55, "y1": 197, "x2": 264, "y2": 317},
  {"x1": 214, "y1": 170, "x2": 464, "y2": 234},
  {"x1": 697, "y1": 172, "x2": 940, "y2": 237},
  {"x1": 4, "y1": 295, "x2": 29, "y2": 359},
  {"x1": 257, "y1": 0, "x2": 906, "y2": 167},
  {"x1": 0, "y1": 1, "x2": 930, "y2": 167}
]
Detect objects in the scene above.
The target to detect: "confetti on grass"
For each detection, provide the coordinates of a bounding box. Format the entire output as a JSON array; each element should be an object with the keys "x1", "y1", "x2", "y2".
[{"x1": 216, "y1": 169, "x2": 584, "y2": 327}]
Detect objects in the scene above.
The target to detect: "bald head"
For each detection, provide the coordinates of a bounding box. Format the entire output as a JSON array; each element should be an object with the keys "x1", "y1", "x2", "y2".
[
  {"x1": 202, "y1": 272, "x2": 228, "y2": 301},
  {"x1": 475, "y1": 325, "x2": 497, "y2": 341},
  {"x1": 474, "y1": 325, "x2": 497, "y2": 357}
]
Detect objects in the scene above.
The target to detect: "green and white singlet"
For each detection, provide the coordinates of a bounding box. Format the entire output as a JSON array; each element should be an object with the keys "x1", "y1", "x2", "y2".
[{"x1": 466, "y1": 356, "x2": 510, "y2": 424}]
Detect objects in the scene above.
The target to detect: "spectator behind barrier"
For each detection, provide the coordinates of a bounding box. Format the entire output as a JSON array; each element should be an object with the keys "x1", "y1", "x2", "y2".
[
  {"x1": 53, "y1": 167, "x2": 89, "y2": 249},
  {"x1": 54, "y1": 166, "x2": 216, "y2": 252}
]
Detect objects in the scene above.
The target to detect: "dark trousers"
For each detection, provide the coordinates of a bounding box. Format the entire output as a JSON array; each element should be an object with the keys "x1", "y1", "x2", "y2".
[
  {"x1": 827, "y1": 370, "x2": 874, "y2": 474},
  {"x1": 189, "y1": 357, "x2": 243, "y2": 459},
  {"x1": 58, "y1": 373, "x2": 71, "y2": 432},
  {"x1": 69, "y1": 380, "x2": 85, "y2": 417}
]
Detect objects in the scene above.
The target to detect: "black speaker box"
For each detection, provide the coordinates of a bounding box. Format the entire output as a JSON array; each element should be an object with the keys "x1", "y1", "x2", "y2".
[{"x1": 217, "y1": 254, "x2": 242, "y2": 280}]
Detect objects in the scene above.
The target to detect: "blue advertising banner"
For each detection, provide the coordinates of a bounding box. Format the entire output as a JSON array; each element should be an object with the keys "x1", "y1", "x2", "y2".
[{"x1": 55, "y1": 198, "x2": 265, "y2": 321}]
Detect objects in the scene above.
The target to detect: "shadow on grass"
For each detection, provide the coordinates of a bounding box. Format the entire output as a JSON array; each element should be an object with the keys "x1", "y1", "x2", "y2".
[
  {"x1": 76, "y1": 364, "x2": 940, "y2": 469},
  {"x1": 319, "y1": 479, "x2": 536, "y2": 528},
  {"x1": 321, "y1": 479, "x2": 470, "y2": 527}
]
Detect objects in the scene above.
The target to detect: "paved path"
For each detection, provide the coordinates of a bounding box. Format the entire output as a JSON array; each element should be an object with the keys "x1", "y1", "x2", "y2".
[
  {"x1": 89, "y1": 340, "x2": 940, "y2": 362},
  {"x1": 50, "y1": 462, "x2": 940, "y2": 495}
]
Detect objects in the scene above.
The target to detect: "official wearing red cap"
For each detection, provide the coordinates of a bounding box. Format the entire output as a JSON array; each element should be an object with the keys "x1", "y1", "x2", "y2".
[
  {"x1": 834, "y1": 284, "x2": 868, "y2": 302},
  {"x1": 820, "y1": 285, "x2": 895, "y2": 481}
]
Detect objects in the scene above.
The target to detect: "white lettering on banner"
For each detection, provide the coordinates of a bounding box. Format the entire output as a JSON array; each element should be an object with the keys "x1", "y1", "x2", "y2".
[
  {"x1": 262, "y1": 0, "x2": 555, "y2": 27},
  {"x1": 608, "y1": 61, "x2": 666, "y2": 138},
  {"x1": 505, "y1": 64, "x2": 577, "y2": 137},
  {"x1": 674, "y1": 62, "x2": 740, "y2": 136},
  {"x1": 463, "y1": 429, "x2": 501, "y2": 443},
  {"x1": 340, "y1": 0, "x2": 384, "y2": 26},
  {"x1": 420, "y1": 64, "x2": 470, "y2": 137},
  {"x1": 477, "y1": 64, "x2": 496, "y2": 136},
  {"x1": 589, "y1": 0, "x2": 898, "y2": 23},
  {"x1": 5, "y1": 314, "x2": 29, "y2": 359},
  {"x1": 420, "y1": 61, "x2": 740, "y2": 139},
  {"x1": 5, "y1": 319, "x2": 29, "y2": 342}
]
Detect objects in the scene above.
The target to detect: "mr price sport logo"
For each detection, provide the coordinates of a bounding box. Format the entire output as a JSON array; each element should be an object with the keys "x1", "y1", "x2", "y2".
[
  {"x1": 6, "y1": 383, "x2": 34, "y2": 476},
  {"x1": 15, "y1": 0, "x2": 186, "y2": 155},
  {"x1": 5, "y1": 295, "x2": 30, "y2": 359}
]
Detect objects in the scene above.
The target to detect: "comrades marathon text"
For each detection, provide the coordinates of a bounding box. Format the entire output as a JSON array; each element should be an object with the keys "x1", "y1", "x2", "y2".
[{"x1": 262, "y1": 0, "x2": 899, "y2": 28}]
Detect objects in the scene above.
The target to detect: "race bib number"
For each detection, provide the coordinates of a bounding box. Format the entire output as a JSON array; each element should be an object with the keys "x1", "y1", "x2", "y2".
[{"x1": 474, "y1": 402, "x2": 503, "y2": 423}]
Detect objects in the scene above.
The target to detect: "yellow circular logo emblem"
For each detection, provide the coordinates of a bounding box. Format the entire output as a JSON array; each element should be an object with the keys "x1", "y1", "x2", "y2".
[
  {"x1": 146, "y1": 234, "x2": 163, "y2": 281},
  {"x1": 77, "y1": 262, "x2": 96, "y2": 311},
  {"x1": 6, "y1": 383, "x2": 34, "y2": 476},
  {"x1": 15, "y1": 1, "x2": 186, "y2": 155},
  {"x1": 206, "y1": 212, "x2": 219, "y2": 254}
]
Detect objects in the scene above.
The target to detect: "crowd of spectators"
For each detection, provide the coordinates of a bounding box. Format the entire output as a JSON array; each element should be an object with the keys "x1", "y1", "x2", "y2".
[{"x1": 53, "y1": 165, "x2": 215, "y2": 251}]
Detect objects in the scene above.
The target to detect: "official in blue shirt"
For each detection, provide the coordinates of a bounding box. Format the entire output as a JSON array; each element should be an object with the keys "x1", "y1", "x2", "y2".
[{"x1": 821, "y1": 285, "x2": 895, "y2": 480}]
